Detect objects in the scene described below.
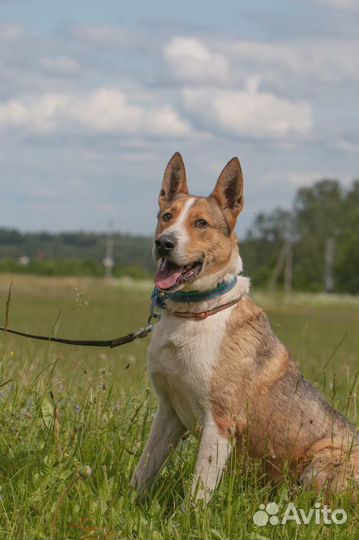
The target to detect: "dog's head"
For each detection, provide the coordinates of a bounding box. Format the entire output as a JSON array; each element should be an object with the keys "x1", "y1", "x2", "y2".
[{"x1": 154, "y1": 152, "x2": 244, "y2": 292}]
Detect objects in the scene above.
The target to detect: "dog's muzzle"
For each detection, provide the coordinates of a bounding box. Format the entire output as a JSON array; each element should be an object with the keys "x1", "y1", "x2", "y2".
[{"x1": 155, "y1": 234, "x2": 177, "y2": 258}]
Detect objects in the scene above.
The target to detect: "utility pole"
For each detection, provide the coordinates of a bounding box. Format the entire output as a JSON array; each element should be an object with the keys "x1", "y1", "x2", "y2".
[
  {"x1": 268, "y1": 210, "x2": 296, "y2": 294},
  {"x1": 268, "y1": 242, "x2": 288, "y2": 291},
  {"x1": 284, "y1": 241, "x2": 293, "y2": 294},
  {"x1": 269, "y1": 241, "x2": 293, "y2": 293},
  {"x1": 103, "y1": 220, "x2": 114, "y2": 279},
  {"x1": 324, "y1": 237, "x2": 335, "y2": 293}
]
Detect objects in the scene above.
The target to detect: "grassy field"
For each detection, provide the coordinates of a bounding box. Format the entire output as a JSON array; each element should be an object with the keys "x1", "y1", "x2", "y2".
[{"x1": 0, "y1": 274, "x2": 358, "y2": 540}]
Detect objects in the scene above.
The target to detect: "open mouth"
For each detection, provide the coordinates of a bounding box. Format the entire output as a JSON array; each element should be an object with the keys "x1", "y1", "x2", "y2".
[{"x1": 155, "y1": 259, "x2": 203, "y2": 291}]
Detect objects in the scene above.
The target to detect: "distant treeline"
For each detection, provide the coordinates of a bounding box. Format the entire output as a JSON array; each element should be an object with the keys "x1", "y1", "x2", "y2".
[
  {"x1": 0, "y1": 231, "x2": 153, "y2": 279},
  {"x1": 0, "y1": 179, "x2": 358, "y2": 293},
  {"x1": 241, "y1": 179, "x2": 358, "y2": 294}
]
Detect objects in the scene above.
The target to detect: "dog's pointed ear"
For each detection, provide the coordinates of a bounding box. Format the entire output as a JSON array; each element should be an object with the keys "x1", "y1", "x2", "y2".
[
  {"x1": 159, "y1": 152, "x2": 188, "y2": 209},
  {"x1": 210, "y1": 157, "x2": 244, "y2": 229}
]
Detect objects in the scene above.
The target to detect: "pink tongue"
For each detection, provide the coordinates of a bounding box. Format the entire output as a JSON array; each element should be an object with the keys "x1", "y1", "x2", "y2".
[{"x1": 155, "y1": 263, "x2": 182, "y2": 290}]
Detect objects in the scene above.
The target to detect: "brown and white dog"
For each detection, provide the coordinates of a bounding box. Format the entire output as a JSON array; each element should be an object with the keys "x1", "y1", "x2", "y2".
[{"x1": 131, "y1": 152, "x2": 359, "y2": 502}]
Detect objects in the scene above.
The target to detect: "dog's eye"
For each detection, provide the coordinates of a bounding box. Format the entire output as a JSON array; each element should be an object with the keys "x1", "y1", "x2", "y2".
[
  {"x1": 195, "y1": 219, "x2": 209, "y2": 229},
  {"x1": 162, "y1": 212, "x2": 172, "y2": 222}
]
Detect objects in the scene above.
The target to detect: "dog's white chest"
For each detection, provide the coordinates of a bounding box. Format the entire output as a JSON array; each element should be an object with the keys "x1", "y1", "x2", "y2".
[{"x1": 148, "y1": 310, "x2": 230, "y2": 430}]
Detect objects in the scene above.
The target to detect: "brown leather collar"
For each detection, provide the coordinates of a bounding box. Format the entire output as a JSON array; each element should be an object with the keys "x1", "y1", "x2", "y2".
[{"x1": 171, "y1": 294, "x2": 244, "y2": 320}]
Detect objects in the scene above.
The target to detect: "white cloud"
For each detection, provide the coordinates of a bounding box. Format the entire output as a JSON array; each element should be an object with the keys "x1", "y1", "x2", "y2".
[
  {"x1": 0, "y1": 88, "x2": 191, "y2": 136},
  {"x1": 286, "y1": 171, "x2": 328, "y2": 187},
  {"x1": 72, "y1": 89, "x2": 143, "y2": 133},
  {"x1": 285, "y1": 169, "x2": 354, "y2": 187},
  {"x1": 223, "y1": 39, "x2": 354, "y2": 85},
  {"x1": 164, "y1": 37, "x2": 229, "y2": 84},
  {"x1": 0, "y1": 94, "x2": 65, "y2": 131},
  {"x1": 182, "y1": 79, "x2": 312, "y2": 138}
]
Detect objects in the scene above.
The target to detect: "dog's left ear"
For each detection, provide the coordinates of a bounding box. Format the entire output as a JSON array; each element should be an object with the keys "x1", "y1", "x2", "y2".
[
  {"x1": 159, "y1": 152, "x2": 188, "y2": 209},
  {"x1": 210, "y1": 157, "x2": 244, "y2": 229}
]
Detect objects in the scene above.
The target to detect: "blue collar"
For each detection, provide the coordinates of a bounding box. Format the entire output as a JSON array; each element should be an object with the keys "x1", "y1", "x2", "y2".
[{"x1": 151, "y1": 275, "x2": 238, "y2": 309}]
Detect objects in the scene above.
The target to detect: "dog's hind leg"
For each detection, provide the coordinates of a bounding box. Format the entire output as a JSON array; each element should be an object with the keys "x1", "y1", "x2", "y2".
[
  {"x1": 191, "y1": 414, "x2": 232, "y2": 503},
  {"x1": 131, "y1": 399, "x2": 186, "y2": 494},
  {"x1": 300, "y1": 436, "x2": 359, "y2": 495}
]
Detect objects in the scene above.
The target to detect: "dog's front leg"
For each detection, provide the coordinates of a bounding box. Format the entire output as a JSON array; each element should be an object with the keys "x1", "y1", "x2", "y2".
[
  {"x1": 191, "y1": 415, "x2": 231, "y2": 503},
  {"x1": 131, "y1": 399, "x2": 185, "y2": 494}
]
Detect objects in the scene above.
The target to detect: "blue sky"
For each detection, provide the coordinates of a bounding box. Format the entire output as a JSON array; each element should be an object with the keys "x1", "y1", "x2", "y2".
[{"x1": 0, "y1": 0, "x2": 357, "y2": 237}]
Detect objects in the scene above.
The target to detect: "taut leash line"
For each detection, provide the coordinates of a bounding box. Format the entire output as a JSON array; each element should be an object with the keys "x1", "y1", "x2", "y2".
[{"x1": 0, "y1": 323, "x2": 153, "y2": 348}]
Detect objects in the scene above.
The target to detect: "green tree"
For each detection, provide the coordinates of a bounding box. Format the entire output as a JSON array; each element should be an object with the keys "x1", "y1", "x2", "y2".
[
  {"x1": 241, "y1": 208, "x2": 293, "y2": 287},
  {"x1": 241, "y1": 179, "x2": 358, "y2": 293},
  {"x1": 293, "y1": 179, "x2": 344, "y2": 291},
  {"x1": 334, "y1": 181, "x2": 359, "y2": 293}
]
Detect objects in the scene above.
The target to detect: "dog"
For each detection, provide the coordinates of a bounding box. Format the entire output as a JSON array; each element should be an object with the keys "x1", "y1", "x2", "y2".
[{"x1": 131, "y1": 152, "x2": 359, "y2": 502}]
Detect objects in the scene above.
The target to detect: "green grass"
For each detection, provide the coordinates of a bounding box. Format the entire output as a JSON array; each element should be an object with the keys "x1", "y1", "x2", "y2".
[{"x1": 0, "y1": 274, "x2": 358, "y2": 540}]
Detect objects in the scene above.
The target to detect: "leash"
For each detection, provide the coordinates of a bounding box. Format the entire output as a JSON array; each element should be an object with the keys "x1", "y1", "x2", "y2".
[
  {"x1": 0, "y1": 277, "x2": 243, "y2": 348},
  {"x1": 0, "y1": 323, "x2": 153, "y2": 348},
  {"x1": 0, "y1": 302, "x2": 157, "y2": 348}
]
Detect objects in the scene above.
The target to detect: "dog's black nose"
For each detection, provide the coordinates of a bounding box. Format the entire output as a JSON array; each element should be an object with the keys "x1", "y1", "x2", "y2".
[{"x1": 155, "y1": 234, "x2": 177, "y2": 256}]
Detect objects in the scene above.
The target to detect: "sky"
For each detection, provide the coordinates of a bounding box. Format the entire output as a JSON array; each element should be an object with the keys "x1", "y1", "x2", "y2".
[{"x1": 0, "y1": 0, "x2": 357, "y2": 237}]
